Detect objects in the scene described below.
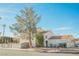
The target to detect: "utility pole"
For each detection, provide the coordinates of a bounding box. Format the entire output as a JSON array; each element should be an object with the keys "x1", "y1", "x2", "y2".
[
  {"x1": 3, "y1": 24, "x2": 6, "y2": 37},
  {"x1": 2, "y1": 24, "x2": 6, "y2": 48},
  {"x1": 0, "y1": 17, "x2": 3, "y2": 47}
]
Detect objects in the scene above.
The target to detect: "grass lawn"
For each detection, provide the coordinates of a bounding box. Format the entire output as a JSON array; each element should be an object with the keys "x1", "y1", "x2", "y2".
[{"x1": 0, "y1": 48, "x2": 79, "y2": 56}]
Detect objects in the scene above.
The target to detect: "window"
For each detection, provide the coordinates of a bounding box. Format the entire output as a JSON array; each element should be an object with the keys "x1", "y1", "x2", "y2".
[{"x1": 45, "y1": 35, "x2": 47, "y2": 39}]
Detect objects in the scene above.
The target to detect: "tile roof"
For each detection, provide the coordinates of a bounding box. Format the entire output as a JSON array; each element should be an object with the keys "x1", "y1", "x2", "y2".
[
  {"x1": 49, "y1": 36, "x2": 62, "y2": 39},
  {"x1": 49, "y1": 35, "x2": 73, "y2": 40}
]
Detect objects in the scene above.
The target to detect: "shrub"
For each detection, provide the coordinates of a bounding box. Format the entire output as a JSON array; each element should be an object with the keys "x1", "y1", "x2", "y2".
[{"x1": 36, "y1": 32, "x2": 44, "y2": 47}]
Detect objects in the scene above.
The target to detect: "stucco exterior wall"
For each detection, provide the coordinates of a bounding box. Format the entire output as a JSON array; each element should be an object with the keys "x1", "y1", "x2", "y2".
[
  {"x1": 43, "y1": 31, "x2": 53, "y2": 47},
  {"x1": 47, "y1": 39, "x2": 75, "y2": 48}
]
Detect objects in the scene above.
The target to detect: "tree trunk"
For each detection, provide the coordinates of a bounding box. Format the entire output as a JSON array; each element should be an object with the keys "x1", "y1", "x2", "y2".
[{"x1": 28, "y1": 32, "x2": 32, "y2": 48}]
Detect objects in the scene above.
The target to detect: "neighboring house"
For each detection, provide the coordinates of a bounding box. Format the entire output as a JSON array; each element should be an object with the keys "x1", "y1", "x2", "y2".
[
  {"x1": 18, "y1": 28, "x2": 44, "y2": 48},
  {"x1": 13, "y1": 32, "x2": 30, "y2": 48},
  {"x1": 43, "y1": 31, "x2": 75, "y2": 48}
]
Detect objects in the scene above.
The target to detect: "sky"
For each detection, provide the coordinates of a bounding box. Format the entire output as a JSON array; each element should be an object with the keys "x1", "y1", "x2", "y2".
[{"x1": 0, "y1": 3, "x2": 79, "y2": 38}]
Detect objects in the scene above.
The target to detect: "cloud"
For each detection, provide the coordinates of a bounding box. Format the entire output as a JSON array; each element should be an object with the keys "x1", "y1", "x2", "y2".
[
  {"x1": 55, "y1": 27, "x2": 72, "y2": 31},
  {"x1": 0, "y1": 9, "x2": 17, "y2": 14}
]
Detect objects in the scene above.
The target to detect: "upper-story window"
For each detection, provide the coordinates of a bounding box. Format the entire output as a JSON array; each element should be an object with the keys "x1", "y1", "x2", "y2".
[{"x1": 45, "y1": 35, "x2": 47, "y2": 39}]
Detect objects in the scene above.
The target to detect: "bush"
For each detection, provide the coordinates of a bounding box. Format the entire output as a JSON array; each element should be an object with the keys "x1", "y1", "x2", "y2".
[
  {"x1": 0, "y1": 36, "x2": 19, "y2": 43},
  {"x1": 36, "y1": 32, "x2": 44, "y2": 47}
]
